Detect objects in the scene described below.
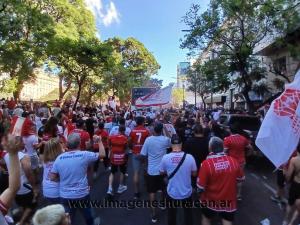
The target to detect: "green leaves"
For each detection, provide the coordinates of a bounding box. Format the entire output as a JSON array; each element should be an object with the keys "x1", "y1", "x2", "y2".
[
  {"x1": 0, "y1": 0, "x2": 159, "y2": 104},
  {"x1": 103, "y1": 37, "x2": 160, "y2": 104},
  {"x1": 181, "y1": 0, "x2": 299, "y2": 111},
  {"x1": 0, "y1": 0, "x2": 56, "y2": 97}
]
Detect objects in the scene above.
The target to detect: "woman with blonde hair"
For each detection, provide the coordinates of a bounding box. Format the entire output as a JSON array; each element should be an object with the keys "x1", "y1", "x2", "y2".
[{"x1": 42, "y1": 138, "x2": 63, "y2": 205}]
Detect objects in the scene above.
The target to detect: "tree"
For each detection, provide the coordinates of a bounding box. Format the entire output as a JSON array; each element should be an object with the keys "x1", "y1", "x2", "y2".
[
  {"x1": 143, "y1": 78, "x2": 163, "y2": 89},
  {"x1": 181, "y1": 0, "x2": 299, "y2": 111},
  {"x1": 0, "y1": 0, "x2": 55, "y2": 98},
  {"x1": 49, "y1": 38, "x2": 113, "y2": 109},
  {"x1": 187, "y1": 65, "x2": 212, "y2": 110},
  {"x1": 103, "y1": 37, "x2": 160, "y2": 104},
  {"x1": 44, "y1": 0, "x2": 98, "y2": 101}
]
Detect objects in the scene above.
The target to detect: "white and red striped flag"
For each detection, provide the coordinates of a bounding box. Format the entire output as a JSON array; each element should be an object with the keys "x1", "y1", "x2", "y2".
[
  {"x1": 135, "y1": 86, "x2": 172, "y2": 107},
  {"x1": 256, "y1": 69, "x2": 300, "y2": 168}
]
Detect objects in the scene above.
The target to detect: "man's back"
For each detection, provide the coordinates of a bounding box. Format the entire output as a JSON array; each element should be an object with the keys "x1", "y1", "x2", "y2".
[
  {"x1": 184, "y1": 136, "x2": 209, "y2": 168},
  {"x1": 197, "y1": 153, "x2": 243, "y2": 211},
  {"x1": 141, "y1": 135, "x2": 170, "y2": 175},
  {"x1": 52, "y1": 150, "x2": 98, "y2": 199},
  {"x1": 160, "y1": 152, "x2": 196, "y2": 199},
  {"x1": 130, "y1": 126, "x2": 150, "y2": 154},
  {"x1": 291, "y1": 155, "x2": 300, "y2": 183},
  {"x1": 224, "y1": 134, "x2": 249, "y2": 164}
]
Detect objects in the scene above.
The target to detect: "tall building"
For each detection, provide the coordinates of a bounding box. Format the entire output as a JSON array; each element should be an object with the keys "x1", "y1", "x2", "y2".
[
  {"x1": 20, "y1": 69, "x2": 59, "y2": 101},
  {"x1": 254, "y1": 27, "x2": 300, "y2": 95},
  {"x1": 176, "y1": 62, "x2": 190, "y2": 88}
]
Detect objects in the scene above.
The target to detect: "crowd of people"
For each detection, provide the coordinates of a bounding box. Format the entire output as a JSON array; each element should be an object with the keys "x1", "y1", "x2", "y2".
[{"x1": 0, "y1": 97, "x2": 299, "y2": 225}]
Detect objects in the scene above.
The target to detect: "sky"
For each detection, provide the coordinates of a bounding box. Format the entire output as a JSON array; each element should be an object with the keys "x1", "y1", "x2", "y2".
[{"x1": 85, "y1": 0, "x2": 210, "y2": 86}]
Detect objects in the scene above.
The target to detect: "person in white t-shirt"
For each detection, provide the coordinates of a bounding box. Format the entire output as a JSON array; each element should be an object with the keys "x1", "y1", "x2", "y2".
[
  {"x1": 140, "y1": 122, "x2": 171, "y2": 223},
  {"x1": 50, "y1": 133, "x2": 105, "y2": 225},
  {"x1": 110, "y1": 117, "x2": 131, "y2": 137},
  {"x1": 160, "y1": 134, "x2": 197, "y2": 225},
  {"x1": 23, "y1": 134, "x2": 39, "y2": 170},
  {"x1": 0, "y1": 135, "x2": 21, "y2": 225},
  {"x1": 42, "y1": 138, "x2": 63, "y2": 205}
]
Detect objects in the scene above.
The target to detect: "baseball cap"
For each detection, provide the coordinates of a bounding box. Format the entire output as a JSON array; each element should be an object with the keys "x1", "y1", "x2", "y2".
[{"x1": 171, "y1": 134, "x2": 182, "y2": 145}]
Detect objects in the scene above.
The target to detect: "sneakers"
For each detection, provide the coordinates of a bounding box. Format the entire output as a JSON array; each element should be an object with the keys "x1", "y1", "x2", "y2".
[
  {"x1": 94, "y1": 217, "x2": 101, "y2": 225},
  {"x1": 117, "y1": 185, "x2": 128, "y2": 194},
  {"x1": 151, "y1": 215, "x2": 158, "y2": 223},
  {"x1": 237, "y1": 195, "x2": 242, "y2": 201},
  {"x1": 270, "y1": 195, "x2": 286, "y2": 204},
  {"x1": 107, "y1": 187, "x2": 113, "y2": 195}
]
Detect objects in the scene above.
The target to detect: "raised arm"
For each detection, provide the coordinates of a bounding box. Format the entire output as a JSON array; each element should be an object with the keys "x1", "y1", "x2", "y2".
[{"x1": 0, "y1": 135, "x2": 21, "y2": 209}]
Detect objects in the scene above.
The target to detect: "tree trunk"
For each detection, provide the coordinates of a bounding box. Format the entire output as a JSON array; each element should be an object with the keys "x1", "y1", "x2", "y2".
[
  {"x1": 200, "y1": 95, "x2": 206, "y2": 111},
  {"x1": 13, "y1": 89, "x2": 21, "y2": 101},
  {"x1": 194, "y1": 91, "x2": 197, "y2": 106},
  {"x1": 73, "y1": 84, "x2": 82, "y2": 110},
  {"x1": 13, "y1": 81, "x2": 24, "y2": 101},
  {"x1": 59, "y1": 77, "x2": 71, "y2": 101},
  {"x1": 242, "y1": 89, "x2": 255, "y2": 113},
  {"x1": 59, "y1": 76, "x2": 63, "y2": 100}
]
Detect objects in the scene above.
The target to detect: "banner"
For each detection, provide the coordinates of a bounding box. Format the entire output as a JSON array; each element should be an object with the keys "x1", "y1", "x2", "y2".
[
  {"x1": 255, "y1": 69, "x2": 300, "y2": 168},
  {"x1": 131, "y1": 87, "x2": 157, "y2": 105},
  {"x1": 135, "y1": 86, "x2": 172, "y2": 107}
]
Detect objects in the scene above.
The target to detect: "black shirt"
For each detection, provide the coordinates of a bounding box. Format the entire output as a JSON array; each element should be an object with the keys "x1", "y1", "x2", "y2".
[
  {"x1": 183, "y1": 126, "x2": 193, "y2": 144},
  {"x1": 183, "y1": 136, "x2": 209, "y2": 169}
]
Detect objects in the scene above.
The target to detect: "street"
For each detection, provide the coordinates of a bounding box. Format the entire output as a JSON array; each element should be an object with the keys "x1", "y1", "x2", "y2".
[{"x1": 73, "y1": 156, "x2": 290, "y2": 225}]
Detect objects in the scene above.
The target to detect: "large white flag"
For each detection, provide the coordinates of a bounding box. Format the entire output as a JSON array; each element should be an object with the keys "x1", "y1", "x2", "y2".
[
  {"x1": 135, "y1": 86, "x2": 172, "y2": 107},
  {"x1": 256, "y1": 69, "x2": 300, "y2": 168}
]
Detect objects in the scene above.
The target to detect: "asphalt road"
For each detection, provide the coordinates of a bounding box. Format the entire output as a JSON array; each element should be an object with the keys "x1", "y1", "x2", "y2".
[{"x1": 72, "y1": 155, "x2": 294, "y2": 225}]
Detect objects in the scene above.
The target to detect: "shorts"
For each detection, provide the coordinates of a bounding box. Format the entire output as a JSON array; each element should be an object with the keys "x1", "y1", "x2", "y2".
[
  {"x1": 277, "y1": 169, "x2": 285, "y2": 188},
  {"x1": 43, "y1": 197, "x2": 60, "y2": 206},
  {"x1": 132, "y1": 154, "x2": 143, "y2": 172},
  {"x1": 288, "y1": 181, "x2": 300, "y2": 206},
  {"x1": 111, "y1": 164, "x2": 127, "y2": 174},
  {"x1": 201, "y1": 207, "x2": 235, "y2": 222},
  {"x1": 146, "y1": 174, "x2": 165, "y2": 193},
  {"x1": 15, "y1": 191, "x2": 36, "y2": 208},
  {"x1": 30, "y1": 155, "x2": 40, "y2": 170}
]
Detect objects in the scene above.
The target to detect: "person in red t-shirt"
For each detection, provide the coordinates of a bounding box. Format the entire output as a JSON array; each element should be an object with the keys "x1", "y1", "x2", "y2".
[
  {"x1": 223, "y1": 123, "x2": 252, "y2": 200},
  {"x1": 129, "y1": 116, "x2": 150, "y2": 199},
  {"x1": 107, "y1": 125, "x2": 128, "y2": 197},
  {"x1": 94, "y1": 122, "x2": 109, "y2": 170},
  {"x1": 197, "y1": 137, "x2": 244, "y2": 225},
  {"x1": 7, "y1": 98, "x2": 16, "y2": 111},
  {"x1": 70, "y1": 119, "x2": 90, "y2": 150}
]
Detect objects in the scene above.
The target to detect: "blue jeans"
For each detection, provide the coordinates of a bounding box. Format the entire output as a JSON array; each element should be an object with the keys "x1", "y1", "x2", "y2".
[{"x1": 61, "y1": 194, "x2": 94, "y2": 225}]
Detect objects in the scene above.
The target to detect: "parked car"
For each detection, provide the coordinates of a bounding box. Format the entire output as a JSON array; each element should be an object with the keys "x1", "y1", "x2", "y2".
[{"x1": 218, "y1": 114, "x2": 262, "y2": 156}]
